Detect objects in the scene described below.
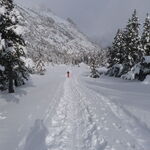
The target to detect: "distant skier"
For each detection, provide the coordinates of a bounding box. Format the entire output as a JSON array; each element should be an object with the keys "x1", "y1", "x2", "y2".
[{"x1": 67, "y1": 71, "x2": 70, "y2": 78}]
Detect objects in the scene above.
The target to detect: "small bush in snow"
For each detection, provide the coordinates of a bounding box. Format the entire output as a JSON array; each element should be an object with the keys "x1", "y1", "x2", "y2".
[
  {"x1": 89, "y1": 52, "x2": 100, "y2": 78},
  {"x1": 90, "y1": 68, "x2": 100, "y2": 78},
  {"x1": 34, "y1": 60, "x2": 46, "y2": 75}
]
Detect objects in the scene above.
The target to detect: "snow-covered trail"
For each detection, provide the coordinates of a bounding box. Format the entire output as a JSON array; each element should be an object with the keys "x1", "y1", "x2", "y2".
[
  {"x1": 0, "y1": 64, "x2": 150, "y2": 150},
  {"x1": 0, "y1": 66, "x2": 67, "y2": 150},
  {"x1": 46, "y1": 75, "x2": 107, "y2": 150},
  {"x1": 45, "y1": 65, "x2": 150, "y2": 150}
]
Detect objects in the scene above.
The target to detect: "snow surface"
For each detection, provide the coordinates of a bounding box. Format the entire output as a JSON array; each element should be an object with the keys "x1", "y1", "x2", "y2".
[
  {"x1": 0, "y1": 64, "x2": 150, "y2": 150},
  {"x1": 0, "y1": 65, "x2": 5, "y2": 71},
  {"x1": 143, "y1": 56, "x2": 150, "y2": 63},
  {"x1": 13, "y1": 25, "x2": 24, "y2": 35},
  {"x1": 121, "y1": 64, "x2": 141, "y2": 80},
  {"x1": 0, "y1": 6, "x2": 6, "y2": 15},
  {"x1": 97, "y1": 67, "x2": 108, "y2": 74},
  {"x1": 143, "y1": 75, "x2": 150, "y2": 85}
]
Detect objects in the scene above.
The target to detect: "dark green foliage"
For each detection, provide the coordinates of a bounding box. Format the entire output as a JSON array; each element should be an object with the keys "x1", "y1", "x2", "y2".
[
  {"x1": 108, "y1": 29, "x2": 126, "y2": 67},
  {"x1": 141, "y1": 14, "x2": 150, "y2": 56},
  {"x1": 89, "y1": 54, "x2": 100, "y2": 78},
  {"x1": 107, "y1": 10, "x2": 145, "y2": 78},
  {"x1": 0, "y1": 0, "x2": 14, "y2": 11},
  {"x1": 0, "y1": 0, "x2": 29, "y2": 93},
  {"x1": 124, "y1": 10, "x2": 143, "y2": 68}
]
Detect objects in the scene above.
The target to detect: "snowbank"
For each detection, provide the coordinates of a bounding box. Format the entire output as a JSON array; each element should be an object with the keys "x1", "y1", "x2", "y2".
[
  {"x1": 21, "y1": 57, "x2": 35, "y2": 72},
  {"x1": 143, "y1": 75, "x2": 150, "y2": 85},
  {"x1": 97, "y1": 67, "x2": 108, "y2": 74},
  {"x1": 0, "y1": 65, "x2": 5, "y2": 71},
  {"x1": 143, "y1": 56, "x2": 150, "y2": 63},
  {"x1": 121, "y1": 64, "x2": 141, "y2": 80},
  {"x1": 107, "y1": 64, "x2": 124, "y2": 77}
]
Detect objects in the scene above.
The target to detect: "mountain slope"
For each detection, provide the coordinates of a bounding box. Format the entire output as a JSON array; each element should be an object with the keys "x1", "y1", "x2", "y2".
[{"x1": 16, "y1": 5, "x2": 101, "y2": 64}]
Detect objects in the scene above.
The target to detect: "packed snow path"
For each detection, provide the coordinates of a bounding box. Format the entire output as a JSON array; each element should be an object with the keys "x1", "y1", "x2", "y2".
[{"x1": 0, "y1": 65, "x2": 150, "y2": 150}]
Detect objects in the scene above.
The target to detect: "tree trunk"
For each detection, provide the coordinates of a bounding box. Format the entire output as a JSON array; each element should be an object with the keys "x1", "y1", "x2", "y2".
[
  {"x1": 14, "y1": 79, "x2": 18, "y2": 87},
  {"x1": 8, "y1": 67, "x2": 14, "y2": 93}
]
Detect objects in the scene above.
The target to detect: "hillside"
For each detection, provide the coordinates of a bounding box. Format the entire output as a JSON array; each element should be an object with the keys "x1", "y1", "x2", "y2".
[{"x1": 16, "y1": 5, "x2": 101, "y2": 64}]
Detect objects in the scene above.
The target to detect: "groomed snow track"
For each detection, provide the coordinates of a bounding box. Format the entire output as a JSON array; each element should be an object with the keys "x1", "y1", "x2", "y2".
[{"x1": 46, "y1": 77, "x2": 107, "y2": 150}]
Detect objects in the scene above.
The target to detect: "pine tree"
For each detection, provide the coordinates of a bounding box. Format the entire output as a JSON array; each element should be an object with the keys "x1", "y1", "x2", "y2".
[
  {"x1": 34, "y1": 48, "x2": 46, "y2": 75},
  {"x1": 124, "y1": 10, "x2": 143, "y2": 68},
  {"x1": 0, "y1": 0, "x2": 29, "y2": 93},
  {"x1": 108, "y1": 29, "x2": 126, "y2": 67},
  {"x1": 141, "y1": 13, "x2": 150, "y2": 56},
  {"x1": 89, "y1": 52, "x2": 100, "y2": 78}
]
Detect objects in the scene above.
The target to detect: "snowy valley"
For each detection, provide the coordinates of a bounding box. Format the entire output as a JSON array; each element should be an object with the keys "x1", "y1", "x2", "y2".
[{"x1": 0, "y1": 1, "x2": 150, "y2": 150}]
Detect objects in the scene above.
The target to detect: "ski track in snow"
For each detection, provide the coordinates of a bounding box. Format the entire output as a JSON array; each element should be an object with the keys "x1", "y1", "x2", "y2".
[{"x1": 46, "y1": 77, "x2": 107, "y2": 150}]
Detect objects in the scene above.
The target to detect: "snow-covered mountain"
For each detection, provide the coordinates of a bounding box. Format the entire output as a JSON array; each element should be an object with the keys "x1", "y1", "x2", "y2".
[{"x1": 15, "y1": 5, "x2": 101, "y2": 63}]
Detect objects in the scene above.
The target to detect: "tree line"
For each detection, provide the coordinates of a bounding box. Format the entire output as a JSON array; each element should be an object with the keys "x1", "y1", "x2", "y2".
[{"x1": 106, "y1": 10, "x2": 150, "y2": 80}]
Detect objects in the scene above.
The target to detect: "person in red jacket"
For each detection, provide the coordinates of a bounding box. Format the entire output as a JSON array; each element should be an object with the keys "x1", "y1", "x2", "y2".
[{"x1": 67, "y1": 71, "x2": 70, "y2": 78}]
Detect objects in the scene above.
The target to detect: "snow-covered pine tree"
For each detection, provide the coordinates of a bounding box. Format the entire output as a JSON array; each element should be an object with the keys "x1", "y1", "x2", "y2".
[
  {"x1": 124, "y1": 10, "x2": 143, "y2": 69},
  {"x1": 108, "y1": 29, "x2": 126, "y2": 67},
  {"x1": 0, "y1": 33, "x2": 6, "y2": 90},
  {"x1": 141, "y1": 13, "x2": 150, "y2": 56},
  {"x1": 107, "y1": 46, "x2": 113, "y2": 67},
  {"x1": 0, "y1": 0, "x2": 29, "y2": 93},
  {"x1": 89, "y1": 52, "x2": 100, "y2": 78},
  {"x1": 34, "y1": 48, "x2": 46, "y2": 75}
]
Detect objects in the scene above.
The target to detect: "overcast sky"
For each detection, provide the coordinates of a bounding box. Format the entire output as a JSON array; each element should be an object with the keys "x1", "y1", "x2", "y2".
[{"x1": 15, "y1": 0, "x2": 150, "y2": 47}]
